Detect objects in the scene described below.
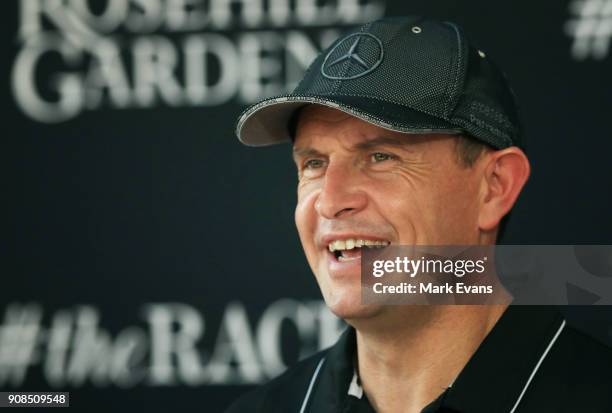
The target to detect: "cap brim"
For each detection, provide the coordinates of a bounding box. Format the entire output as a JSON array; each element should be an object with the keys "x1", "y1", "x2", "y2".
[{"x1": 236, "y1": 95, "x2": 464, "y2": 147}]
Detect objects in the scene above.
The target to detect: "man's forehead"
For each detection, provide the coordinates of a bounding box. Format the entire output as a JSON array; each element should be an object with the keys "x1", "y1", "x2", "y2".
[
  {"x1": 293, "y1": 104, "x2": 455, "y2": 150},
  {"x1": 294, "y1": 105, "x2": 399, "y2": 144}
]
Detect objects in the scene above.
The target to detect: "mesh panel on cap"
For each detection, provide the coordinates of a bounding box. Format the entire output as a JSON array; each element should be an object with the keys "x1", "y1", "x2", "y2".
[
  {"x1": 236, "y1": 16, "x2": 523, "y2": 149},
  {"x1": 450, "y1": 47, "x2": 522, "y2": 149},
  {"x1": 295, "y1": 17, "x2": 463, "y2": 119}
]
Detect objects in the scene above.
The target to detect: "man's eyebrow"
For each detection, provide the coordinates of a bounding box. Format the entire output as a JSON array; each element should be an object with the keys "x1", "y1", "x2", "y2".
[
  {"x1": 292, "y1": 147, "x2": 324, "y2": 159},
  {"x1": 292, "y1": 135, "x2": 417, "y2": 160},
  {"x1": 353, "y1": 135, "x2": 415, "y2": 151}
]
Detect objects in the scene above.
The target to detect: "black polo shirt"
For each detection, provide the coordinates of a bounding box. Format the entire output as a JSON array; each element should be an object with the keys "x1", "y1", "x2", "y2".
[{"x1": 225, "y1": 307, "x2": 612, "y2": 412}]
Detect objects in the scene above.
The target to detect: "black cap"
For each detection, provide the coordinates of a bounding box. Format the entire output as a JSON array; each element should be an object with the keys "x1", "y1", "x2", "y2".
[{"x1": 235, "y1": 16, "x2": 522, "y2": 150}]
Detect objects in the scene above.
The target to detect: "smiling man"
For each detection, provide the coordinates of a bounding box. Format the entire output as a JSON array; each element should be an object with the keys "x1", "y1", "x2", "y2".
[{"x1": 226, "y1": 16, "x2": 612, "y2": 413}]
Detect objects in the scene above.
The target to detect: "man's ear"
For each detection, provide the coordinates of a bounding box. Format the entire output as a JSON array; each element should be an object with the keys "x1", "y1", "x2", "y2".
[{"x1": 478, "y1": 147, "x2": 530, "y2": 231}]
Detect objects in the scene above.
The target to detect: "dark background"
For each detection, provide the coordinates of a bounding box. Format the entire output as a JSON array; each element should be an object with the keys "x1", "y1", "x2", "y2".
[{"x1": 3, "y1": 0, "x2": 612, "y2": 411}]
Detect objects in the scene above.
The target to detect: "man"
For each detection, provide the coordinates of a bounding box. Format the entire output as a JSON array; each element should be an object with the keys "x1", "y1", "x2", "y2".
[{"x1": 226, "y1": 16, "x2": 612, "y2": 413}]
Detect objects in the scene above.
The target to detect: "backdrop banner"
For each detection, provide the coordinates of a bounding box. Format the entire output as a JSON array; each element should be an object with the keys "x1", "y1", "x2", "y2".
[{"x1": 4, "y1": 0, "x2": 612, "y2": 411}]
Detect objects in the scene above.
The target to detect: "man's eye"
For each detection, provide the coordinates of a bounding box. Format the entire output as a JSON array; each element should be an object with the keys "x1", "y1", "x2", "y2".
[
  {"x1": 304, "y1": 159, "x2": 325, "y2": 169},
  {"x1": 371, "y1": 152, "x2": 395, "y2": 162}
]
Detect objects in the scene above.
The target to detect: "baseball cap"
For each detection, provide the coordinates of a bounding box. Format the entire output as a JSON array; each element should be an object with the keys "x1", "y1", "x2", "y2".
[{"x1": 235, "y1": 16, "x2": 522, "y2": 150}]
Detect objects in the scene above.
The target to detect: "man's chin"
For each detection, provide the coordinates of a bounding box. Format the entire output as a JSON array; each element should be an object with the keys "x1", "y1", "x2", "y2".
[
  {"x1": 317, "y1": 270, "x2": 385, "y2": 322},
  {"x1": 325, "y1": 298, "x2": 384, "y2": 322}
]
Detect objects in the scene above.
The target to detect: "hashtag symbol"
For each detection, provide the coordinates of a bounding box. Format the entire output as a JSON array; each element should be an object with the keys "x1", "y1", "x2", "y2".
[
  {"x1": 565, "y1": 0, "x2": 612, "y2": 59},
  {"x1": 0, "y1": 303, "x2": 43, "y2": 387}
]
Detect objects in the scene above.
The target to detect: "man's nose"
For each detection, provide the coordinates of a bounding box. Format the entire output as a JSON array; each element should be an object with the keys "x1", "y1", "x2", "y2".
[{"x1": 315, "y1": 161, "x2": 368, "y2": 219}]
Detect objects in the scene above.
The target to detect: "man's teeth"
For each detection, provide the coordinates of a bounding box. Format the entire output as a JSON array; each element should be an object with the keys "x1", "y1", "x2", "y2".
[{"x1": 328, "y1": 239, "x2": 390, "y2": 252}]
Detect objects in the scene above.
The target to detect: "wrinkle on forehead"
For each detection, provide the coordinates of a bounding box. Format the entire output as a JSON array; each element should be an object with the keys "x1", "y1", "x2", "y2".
[
  {"x1": 294, "y1": 105, "x2": 395, "y2": 151},
  {"x1": 294, "y1": 105, "x2": 456, "y2": 155}
]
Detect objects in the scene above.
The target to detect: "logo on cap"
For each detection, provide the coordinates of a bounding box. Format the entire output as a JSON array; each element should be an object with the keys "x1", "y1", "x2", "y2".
[{"x1": 321, "y1": 33, "x2": 384, "y2": 80}]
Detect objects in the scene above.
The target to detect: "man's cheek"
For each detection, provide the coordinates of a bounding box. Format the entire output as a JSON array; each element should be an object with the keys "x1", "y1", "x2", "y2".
[
  {"x1": 294, "y1": 200, "x2": 312, "y2": 241},
  {"x1": 295, "y1": 185, "x2": 319, "y2": 224},
  {"x1": 295, "y1": 192, "x2": 319, "y2": 258}
]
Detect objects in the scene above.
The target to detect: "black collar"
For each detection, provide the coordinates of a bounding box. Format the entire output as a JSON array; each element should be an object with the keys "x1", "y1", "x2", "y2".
[
  {"x1": 310, "y1": 325, "x2": 359, "y2": 412},
  {"x1": 309, "y1": 306, "x2": 565, "y2": 413},
  {"x1": 443, "y1": 306, "x2": 565, "y2": 412}
]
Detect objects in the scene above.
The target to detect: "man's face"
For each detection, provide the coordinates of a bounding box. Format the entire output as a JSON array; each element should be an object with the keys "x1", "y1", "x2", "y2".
[{"x1": 293, "y1": 106, "x2": 488, "y2": 321}]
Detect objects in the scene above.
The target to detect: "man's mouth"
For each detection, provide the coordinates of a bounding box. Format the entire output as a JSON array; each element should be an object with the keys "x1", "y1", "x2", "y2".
[{"x1": 327, "y1": 239, "x2": 390, "y2": 262}]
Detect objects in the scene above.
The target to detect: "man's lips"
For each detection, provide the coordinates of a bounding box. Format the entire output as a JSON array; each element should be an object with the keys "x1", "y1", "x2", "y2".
[
  {"x1": 335, "y1": 248, "x2": 362, "y2": 262},
  {"x1": 319, "y1": 233, "x2": 391, "y2": 251},
  {"x1": 319, "y1": 234, "x2": 391, "y2": 272}
]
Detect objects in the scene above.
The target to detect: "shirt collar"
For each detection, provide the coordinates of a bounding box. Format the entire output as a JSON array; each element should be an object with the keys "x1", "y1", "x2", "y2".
[
  {"x1": 348, "y1": 367, "x2": 364, "y2": 399},
  {"x1": 315, "y1": 306, "x2": 565, "y2": 413},
  {"x1": 442, "y1": 306, "x2": 566, "y2": 413}
]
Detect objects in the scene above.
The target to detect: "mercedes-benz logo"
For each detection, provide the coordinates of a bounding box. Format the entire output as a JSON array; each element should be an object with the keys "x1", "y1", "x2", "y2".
[{"x1": 321, "y1": 33, "x2": 384, "y2": 80}]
